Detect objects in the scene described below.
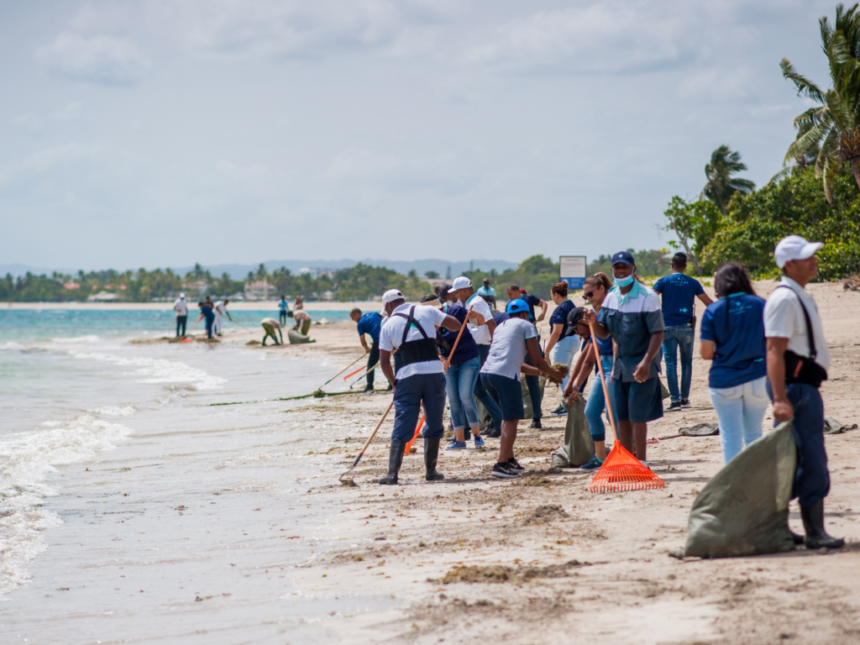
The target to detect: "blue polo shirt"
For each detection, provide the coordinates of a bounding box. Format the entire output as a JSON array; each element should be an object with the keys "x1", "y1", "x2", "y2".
[
  {"x1": 700, "y1": 293, "x2": 767, "y2": 389},
  {"x1": 438, "y1": 305, "x2": 478, "y2": 365},
  {"x1": 549, "y1": 300, "x2": 575, "y2": 337},
  {"x1": 652, "y1": 273, "x2": 705, "y2": 327},
  {"x1": 356, "y1": 312, "x2": 382, "y2": 344}
]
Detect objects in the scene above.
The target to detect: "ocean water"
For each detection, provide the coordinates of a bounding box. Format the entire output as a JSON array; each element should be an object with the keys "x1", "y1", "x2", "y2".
[{"x1": 0, "y1": 309, "x2": 397, "y2": 643}]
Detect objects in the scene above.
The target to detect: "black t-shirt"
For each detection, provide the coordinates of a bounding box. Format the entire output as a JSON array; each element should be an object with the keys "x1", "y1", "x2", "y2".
[{"x1": 521, "y1": 293, "x2": 542, "y2": 322}]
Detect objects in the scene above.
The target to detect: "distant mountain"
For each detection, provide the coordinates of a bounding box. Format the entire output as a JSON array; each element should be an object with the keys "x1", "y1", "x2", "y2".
[{"x1": 0, "y1": 259, "x2": 518, "y2": 279}]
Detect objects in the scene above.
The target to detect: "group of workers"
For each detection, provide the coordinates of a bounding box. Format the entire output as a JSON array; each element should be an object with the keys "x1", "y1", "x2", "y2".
[
  {"x1": 352, "y1": 236, "x2": 842, "y2": 550},
  {"x1": 173, "y1": 294, "x2": 233, "y2": 340}
]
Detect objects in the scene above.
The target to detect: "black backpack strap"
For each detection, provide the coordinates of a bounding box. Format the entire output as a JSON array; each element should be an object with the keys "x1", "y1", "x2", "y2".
[
  {"x1": 775, "y1": 286, "x2": 816, "y2": 360},
  {"x1": 395, "y1": 306, "x2": 429, "y2": 346}
]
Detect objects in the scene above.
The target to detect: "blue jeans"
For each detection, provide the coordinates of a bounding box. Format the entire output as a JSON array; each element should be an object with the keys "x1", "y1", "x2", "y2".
[
  {"x1": 392, "y1": 373, "x2": 447, "y2": 442},
  {"x1": 446, "y1": 356, "x2": 481, "y2": 431},
  {"x1": 551, "y1": 335, "x2": 579, "y2": 391},
  {"x1": 709, "y1": 376, "x2": 768, "y2": 463},
  {"x1": 475, "y1": 344, "x2": 503, "y2": 431},
  {"x1": 585, "y1": 356, "x2": 618, "y2": 443},
  {"x1": 766, "y1": 380, "x2": 829, "y2": 506},
  {"x1": 663, "y1": 324, "x2": 694, "y2": 402}
]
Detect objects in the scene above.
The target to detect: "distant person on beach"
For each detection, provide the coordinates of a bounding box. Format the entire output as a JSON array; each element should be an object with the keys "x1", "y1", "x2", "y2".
[
  {"x1": 700, "y1": 263, "x2": 768, "y2": 464},
  {"x1": 174, "y1": 293, "x2": 188, "y2": 337},
  {"x1": 480, "y1": 299, "x2": 563, "y2": 478},
  {"x1": 261, "y1": 317, "x2": 283, "y2": 346},
  {"x1": 652, "y1": 252, "x2": 713, "y2": 411},
  {"x1": 292, "y1": 309, "x2": 312, "y2": 335},
  {"x1": 278, "y1": 295, "x2": 289, "y2": 326},
  {"x1": 213, "y1": 299, "x2": 233, "y2": 336},
  {"x1": 449, "y1": 276, "x2": 503, "y2": 441},
  {"x1": 294, "y1": 296, "x2": 304, "y2": 310},
  {"x1": 505, "y1": 284, "x2": 548, "y2": 429},
  {"x1": 195, "y1": 301, "x2": 216, "y2": 340},
  {"x1": 477, "y1": 278, "x2": 497, "y2": 308},
  {"x1": 378, "y1": 289, "x2": 461, "y2": 485},
  {"x1": 350, "y1": 307, "x2": 384, "y2": 394},
  {"x1": 545, "y1": 282, "x2": 578, "y2": 416},
  {"x1": 585, "y1": 251, "x2": 665, "y2": 467},
  {"x1": 765, "y1": 235, "x2": 842, "y2": 549}
]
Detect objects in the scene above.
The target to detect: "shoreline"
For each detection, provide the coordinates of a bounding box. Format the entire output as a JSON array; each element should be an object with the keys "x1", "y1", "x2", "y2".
[{"x1": 0, "y1": 300, "x2": 386, "y2": 311}]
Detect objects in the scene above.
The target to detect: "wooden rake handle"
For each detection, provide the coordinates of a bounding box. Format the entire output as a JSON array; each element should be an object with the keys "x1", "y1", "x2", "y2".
[
  {"x1": 588, "y1": 321, "x2": 619, "y2": 444},
  {"x1": 443, "y1": 306, "x2": 472, "y2": 367},
  {"x1": 322, "y1": 353, "x2": 367, "y2": 386}
]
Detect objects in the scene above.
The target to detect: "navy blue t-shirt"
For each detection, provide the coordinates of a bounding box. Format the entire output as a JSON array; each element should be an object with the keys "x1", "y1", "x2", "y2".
[
  {"x1": 700, "y1": 293, "x2": 767, "y2": 389},
  {"x1": 521, "y1": 293, "x2": 542, "y2": 322},
  {"x1": 652, "y1": 273, "x2": 705, "y2": 327},
  {"x1": 201, "y1": 305, "x2": 214, "y2": 322},
  {"x1": 493, "y1": 311, "x2": 509, "y2": 325},
  {"x1": 438, "y1": 305, "x2": 478, "y2": 365},
  {"x1": 549, "y1": 300, "x2": 575, "y2": 337},
  {"x1": 356, "y1": 312, "x2": 382, "y2": 344}
]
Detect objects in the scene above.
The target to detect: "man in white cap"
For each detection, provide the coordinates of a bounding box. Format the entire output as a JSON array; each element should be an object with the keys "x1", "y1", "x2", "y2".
[
  {"x1": 213, "y1": 298, "x2": 233, "y2": 336},
  {"x1": 174, "y1": 293, "x2": 188, "y2": 337},
  {"x1": 378, "y1": 289, "x2": 461, "y2": 485},
  {"x1": 765, "y1": 235, "x2": 843, "y2": 549},
  {"x1": 449, "y1": 276, "x2": 504, "y2": 438}
]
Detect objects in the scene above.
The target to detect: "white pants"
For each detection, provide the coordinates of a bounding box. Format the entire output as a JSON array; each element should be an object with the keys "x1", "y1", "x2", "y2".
[
  {"x1": 708, "y1": 376, "x2": 769, "y2": 464},
  {"x1": 213, "y1": 314, "x2": 222, "y2": 335}
]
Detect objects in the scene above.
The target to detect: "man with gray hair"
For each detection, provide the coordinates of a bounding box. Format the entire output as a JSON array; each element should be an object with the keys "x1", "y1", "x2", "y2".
[
  {"x1": 765, "y1": 235, "x2": 843, "y2": 550},
  {"x1": 378, "y1": 289, "x2": 461, "y2": 485}
]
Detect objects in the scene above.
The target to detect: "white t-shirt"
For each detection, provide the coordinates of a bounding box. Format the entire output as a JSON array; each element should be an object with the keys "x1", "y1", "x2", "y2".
[
  {"x1": 293, "y1": 310, "x2": 311, "y2": 322},
  {"x1": 261, "y1": 317, "x2": 281, "y2": 329},
  {"x1": 764, "y1": 277, "x2": 830, "y2": 371},
  {"x1": 174, "y1": 299, "x2": 188, "y2": 316},
  {"x1": 463, "y1": 293, "x2": 493, "y2": 345},
  {"x1": 214, "y1": 301, "x2": 227, "y2": 317},
  {"x1": 480, "y1": 317, "x2": 538, "y2": 381},
  {"x1": 379, "y1": 303, "x2": 448, "y2": 380}
]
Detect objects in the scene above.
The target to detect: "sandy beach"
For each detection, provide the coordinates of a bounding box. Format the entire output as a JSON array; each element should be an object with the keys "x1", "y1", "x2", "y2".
[
  {"x1": 3, "y1": 280, "x2": 860, "y2": 644},
  {"x1": 2, "y1": 301, "x2": 382, "y2": 312}
]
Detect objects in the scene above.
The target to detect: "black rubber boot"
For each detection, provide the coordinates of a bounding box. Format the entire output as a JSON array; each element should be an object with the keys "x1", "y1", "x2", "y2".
[
  {"x1": 378, "y1": 440, "x2": 406, "y2": 485},
  {"x1": 801, "y1": 499, "x2": 845, "y2": 549},
  {"x1": 424, "y1": 438, "x2": 444, "y2": 482}
]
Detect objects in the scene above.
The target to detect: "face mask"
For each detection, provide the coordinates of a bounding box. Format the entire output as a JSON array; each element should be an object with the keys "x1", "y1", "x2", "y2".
[{"x1": 613, "y1": 275, "x2": 634, "y2": 288}]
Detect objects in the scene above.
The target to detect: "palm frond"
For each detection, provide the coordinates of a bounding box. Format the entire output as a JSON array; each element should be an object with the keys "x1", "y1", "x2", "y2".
[
  {"x1": 785, "y1": 120, "x2": 832, "y2": 163},
  {"x1": 781, "y1": 58, "x2": 826, "y2": 103}
]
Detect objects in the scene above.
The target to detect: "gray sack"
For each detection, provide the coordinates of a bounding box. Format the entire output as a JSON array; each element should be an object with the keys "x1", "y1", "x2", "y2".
[
  {"x1": 287, "y1": 329, "x2": 313, "y2": 344},
  {"x1": 521, "y1": 376, "x2": 547, "y2": 420},
  {"x1": 551, "y1": 396, "x2": 593, "y2": 468},
  {"x1": 683, "y1": 420, "x2": 796, "y2": 558}
]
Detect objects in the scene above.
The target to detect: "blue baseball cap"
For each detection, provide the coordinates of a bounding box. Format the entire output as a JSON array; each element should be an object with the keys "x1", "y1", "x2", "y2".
[
  {"x1": 506, "y1": 298, "x2": 529, "y2": 314},
  {"x1": 611, "y1": 251, "x2": 635, "y2": 266}
]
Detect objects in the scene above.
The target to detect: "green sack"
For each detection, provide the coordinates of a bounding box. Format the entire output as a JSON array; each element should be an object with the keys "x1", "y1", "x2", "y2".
[
  {"x1": 287, "y1": 329, "x2": 314, "y2": 344},
  {"x1": 552, "y1": 396, "x2": 593, "y2": 468},
  {"x1": 521, "y1": 376, "x2": 546, "y2": 420},
  {"x1": 659, "y1": 378, "x2": 670, "y2": 400},
  {"x1": 683, "y1": 421, "x2": 796, "y2": 559}
]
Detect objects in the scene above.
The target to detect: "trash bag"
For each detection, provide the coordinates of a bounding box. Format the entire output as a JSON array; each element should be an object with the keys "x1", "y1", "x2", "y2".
[
  {"x1": 683, "y1": 420, "x2": 796, "y2": 559},
  {"x1": 288, "y1": 329, "x2": 313, "y2": 344},
  {"x1": 522, "y1": 376, "x2": 547, "y2": 420},
  {"x1": 824, "y1": 418, "x2": 858, "y2": 435},
  {"x1": 679, "y1": 423, "x2": 719, "y2": 437},
  {"x1": 475, "y1": 397, "x2": 493, "y2": 432},
  {"x1": 551, "y1": 396, "x2": 593, "y2": 468},
  {"x1": 659, "y1": 378, "x2": 671, "y2": 400}
]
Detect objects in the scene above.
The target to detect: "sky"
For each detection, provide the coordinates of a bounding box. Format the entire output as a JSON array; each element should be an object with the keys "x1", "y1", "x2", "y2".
[{"x1": 0, "y1": 0, "x2": 838, "y2": 271}]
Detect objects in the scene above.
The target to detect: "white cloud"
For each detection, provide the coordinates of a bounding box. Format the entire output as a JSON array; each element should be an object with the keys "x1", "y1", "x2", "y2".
[
  {"x1": 36, "y1": 32, "x2": 150, "y2": 86},
  {"x1": 49, "y1": 101, "x2": 86, "y2": 122},
  {"x1": 21, "y1": 143, "x2": 104, "y2": 173}
]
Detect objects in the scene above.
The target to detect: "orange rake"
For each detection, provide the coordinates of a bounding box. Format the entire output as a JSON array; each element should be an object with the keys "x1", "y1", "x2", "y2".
[
  {"x1": 403, "y1": 414, "x2": 425, "y2": 455},
  {"x1": 587, "y1": 321, "x2": 665, "y2": 493}
]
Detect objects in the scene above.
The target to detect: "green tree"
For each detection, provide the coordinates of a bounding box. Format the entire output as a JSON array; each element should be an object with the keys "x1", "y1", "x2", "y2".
[
  {"x1": 663, "y1": 196, "x2": 724, "y2": 275},
  {"x1": 424, "y1": 270, "x2": 440, "y2": 279},
  {"x1": 781, "y1": 3, "x2": 860, "y2": 202},
  {"x1": 701, "y1": 145, "x2": 756, "y2": 214}
]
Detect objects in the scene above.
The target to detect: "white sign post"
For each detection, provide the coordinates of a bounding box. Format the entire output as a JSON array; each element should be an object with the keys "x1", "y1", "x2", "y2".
[{"x1": 559, "y1": 256, "x2": 587, "y2": 290}]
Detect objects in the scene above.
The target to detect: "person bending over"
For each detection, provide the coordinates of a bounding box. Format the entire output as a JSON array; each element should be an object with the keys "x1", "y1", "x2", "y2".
[
  {"x1": 261, "y1": 317, "x2": 283, "y2": 346},
  {"x1": 480, "y1": 299, "x2": 563, "y2": 479},
  {"x1": 350, "y1": 307, "x2": 384, "y2": 394},
  {"x1": 292, "y1": 309, "x2": 312, "y2": 335},
  {"x1": 584, "y1": 251, "x2": 664, "y2": 467}
]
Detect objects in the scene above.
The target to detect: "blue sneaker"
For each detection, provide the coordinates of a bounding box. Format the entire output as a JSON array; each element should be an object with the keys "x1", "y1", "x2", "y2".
[
  {"x1": 580, "y1": 456, "x2": 604, "y2": 471},
  {"x1": 446, "y1": 441, "x2": 467, "y2": 450},
  {"x1": 474, "y1": 437, "x2": 485, "y2": 449}
]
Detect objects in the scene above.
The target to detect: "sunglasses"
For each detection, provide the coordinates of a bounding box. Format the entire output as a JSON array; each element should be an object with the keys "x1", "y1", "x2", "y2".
[{"x1": 583, "y1": 291, "x2": 594, "y2": 299}]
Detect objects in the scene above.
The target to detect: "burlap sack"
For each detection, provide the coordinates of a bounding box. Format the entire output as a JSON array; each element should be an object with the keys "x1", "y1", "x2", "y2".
[{"x1": 551, "y1": 396, "x2": 593, "y2": 468}]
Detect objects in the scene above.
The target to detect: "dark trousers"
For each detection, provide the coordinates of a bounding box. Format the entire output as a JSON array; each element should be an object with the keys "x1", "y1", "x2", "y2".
[
  {"x1": 524, "y1": 344, "x2": 544, "y2": 420},
  {"x1": 205, "y1": 316, "x2": 214, "y2": 339},
  {"x1": 279, "y1": 310, "x2": 288, "y2": 326},
  {"x1": 391, "y1": 373, "x2": 447, "y2": 442},
  {"x1": 176, "y1": 315, "x2": 187, "y2": 337},
  {"x1": 767, "y1": 381, "x2": 830, "y2": 506},
  {"x1": 366, "y1": 342, "x2": 380, "y2": 387},
  {"x1": 475, "y1": 344, "x2": 503, "y2": 431}
]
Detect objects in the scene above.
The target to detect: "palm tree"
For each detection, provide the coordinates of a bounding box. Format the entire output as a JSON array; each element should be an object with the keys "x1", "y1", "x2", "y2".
[
  {"x1": 701, "y1": 145, "x2": 756, "y2": 214},
  {"x1": 782, "y1": 3, "x2": 860, "y2": 202}
]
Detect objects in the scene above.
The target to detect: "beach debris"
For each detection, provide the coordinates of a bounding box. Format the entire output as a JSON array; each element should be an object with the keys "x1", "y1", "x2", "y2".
[
  {"x1": 339, "y1": 400, "x2": 395, "y2": 483},
  {"x1": 679, "y1": 423, "x2": 720, "y2": 437},
  {"x1": 436, "y1": 560, "x2": 586, "y2": 585},
  {"x1": 522, "y1": 504, "x2": 569, "y2": 525},
  {"x1": 824, "y1": 418, "x2": 858, "y2": 435},
  {"x1": 340, "y1": 478, "x2": 358, "y2": 487},
  {"x1": 312, "y1": 389, "x2": 327, "y2": 398}
]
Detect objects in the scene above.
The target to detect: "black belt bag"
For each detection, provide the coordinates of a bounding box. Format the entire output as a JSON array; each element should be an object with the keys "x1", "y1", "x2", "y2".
[{"x1": 776, "y1": 286, "x2": 828, "y2": 389}]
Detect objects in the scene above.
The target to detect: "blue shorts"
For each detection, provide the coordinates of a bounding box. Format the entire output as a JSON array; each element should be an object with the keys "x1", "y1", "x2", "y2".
[
  {"x1": 480, "y1": 373, "x2": 524, "y2": 421},
  {"x1": 612, "y1": 377, "x2": 663, "y2": 423}
]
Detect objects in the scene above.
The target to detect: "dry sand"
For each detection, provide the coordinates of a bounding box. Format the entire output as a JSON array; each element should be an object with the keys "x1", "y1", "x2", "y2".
[{"x1": 151, "y1": 281, "x2": 860, "y2": 644}]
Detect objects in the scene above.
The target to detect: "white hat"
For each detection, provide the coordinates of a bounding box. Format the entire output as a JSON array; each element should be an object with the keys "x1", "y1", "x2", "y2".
[
  {"x1": 179, "y1": 293, "x2": 186, "y2": 299},
  {"x1": 774, "y1": 235, "x2": 823, "y2": 269},
  {"x1": 382, "y1": 289, "x2": 405, "y2": 304},
  {"x1": 450, "y1": 276, "x2": 472, "y2": 290}
]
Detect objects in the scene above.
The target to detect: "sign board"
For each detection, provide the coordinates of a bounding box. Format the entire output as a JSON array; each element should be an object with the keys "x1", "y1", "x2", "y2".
[{"x1": 559, "y1": 256, "x2": 587, "y2": 290}]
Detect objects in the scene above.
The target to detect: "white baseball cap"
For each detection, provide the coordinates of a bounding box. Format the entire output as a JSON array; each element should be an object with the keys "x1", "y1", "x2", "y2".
[
  {"x1": 774, "y1": 235, "x2": 823, "y2": 269},
  {"x1": 382, "y1": 289, "x2": 405, "y2": 304},
  {"x1": 179, "y1": 293, "x2": 186, "y2": 299},
  {"x1": 450, "y1": 276, "x2": 472, "y2": 290}
]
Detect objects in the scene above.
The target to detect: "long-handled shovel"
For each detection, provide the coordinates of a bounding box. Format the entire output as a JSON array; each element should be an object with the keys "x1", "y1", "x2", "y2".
[{"x1": 339, "y1": 399, "x2": 395, "y2": 485}]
